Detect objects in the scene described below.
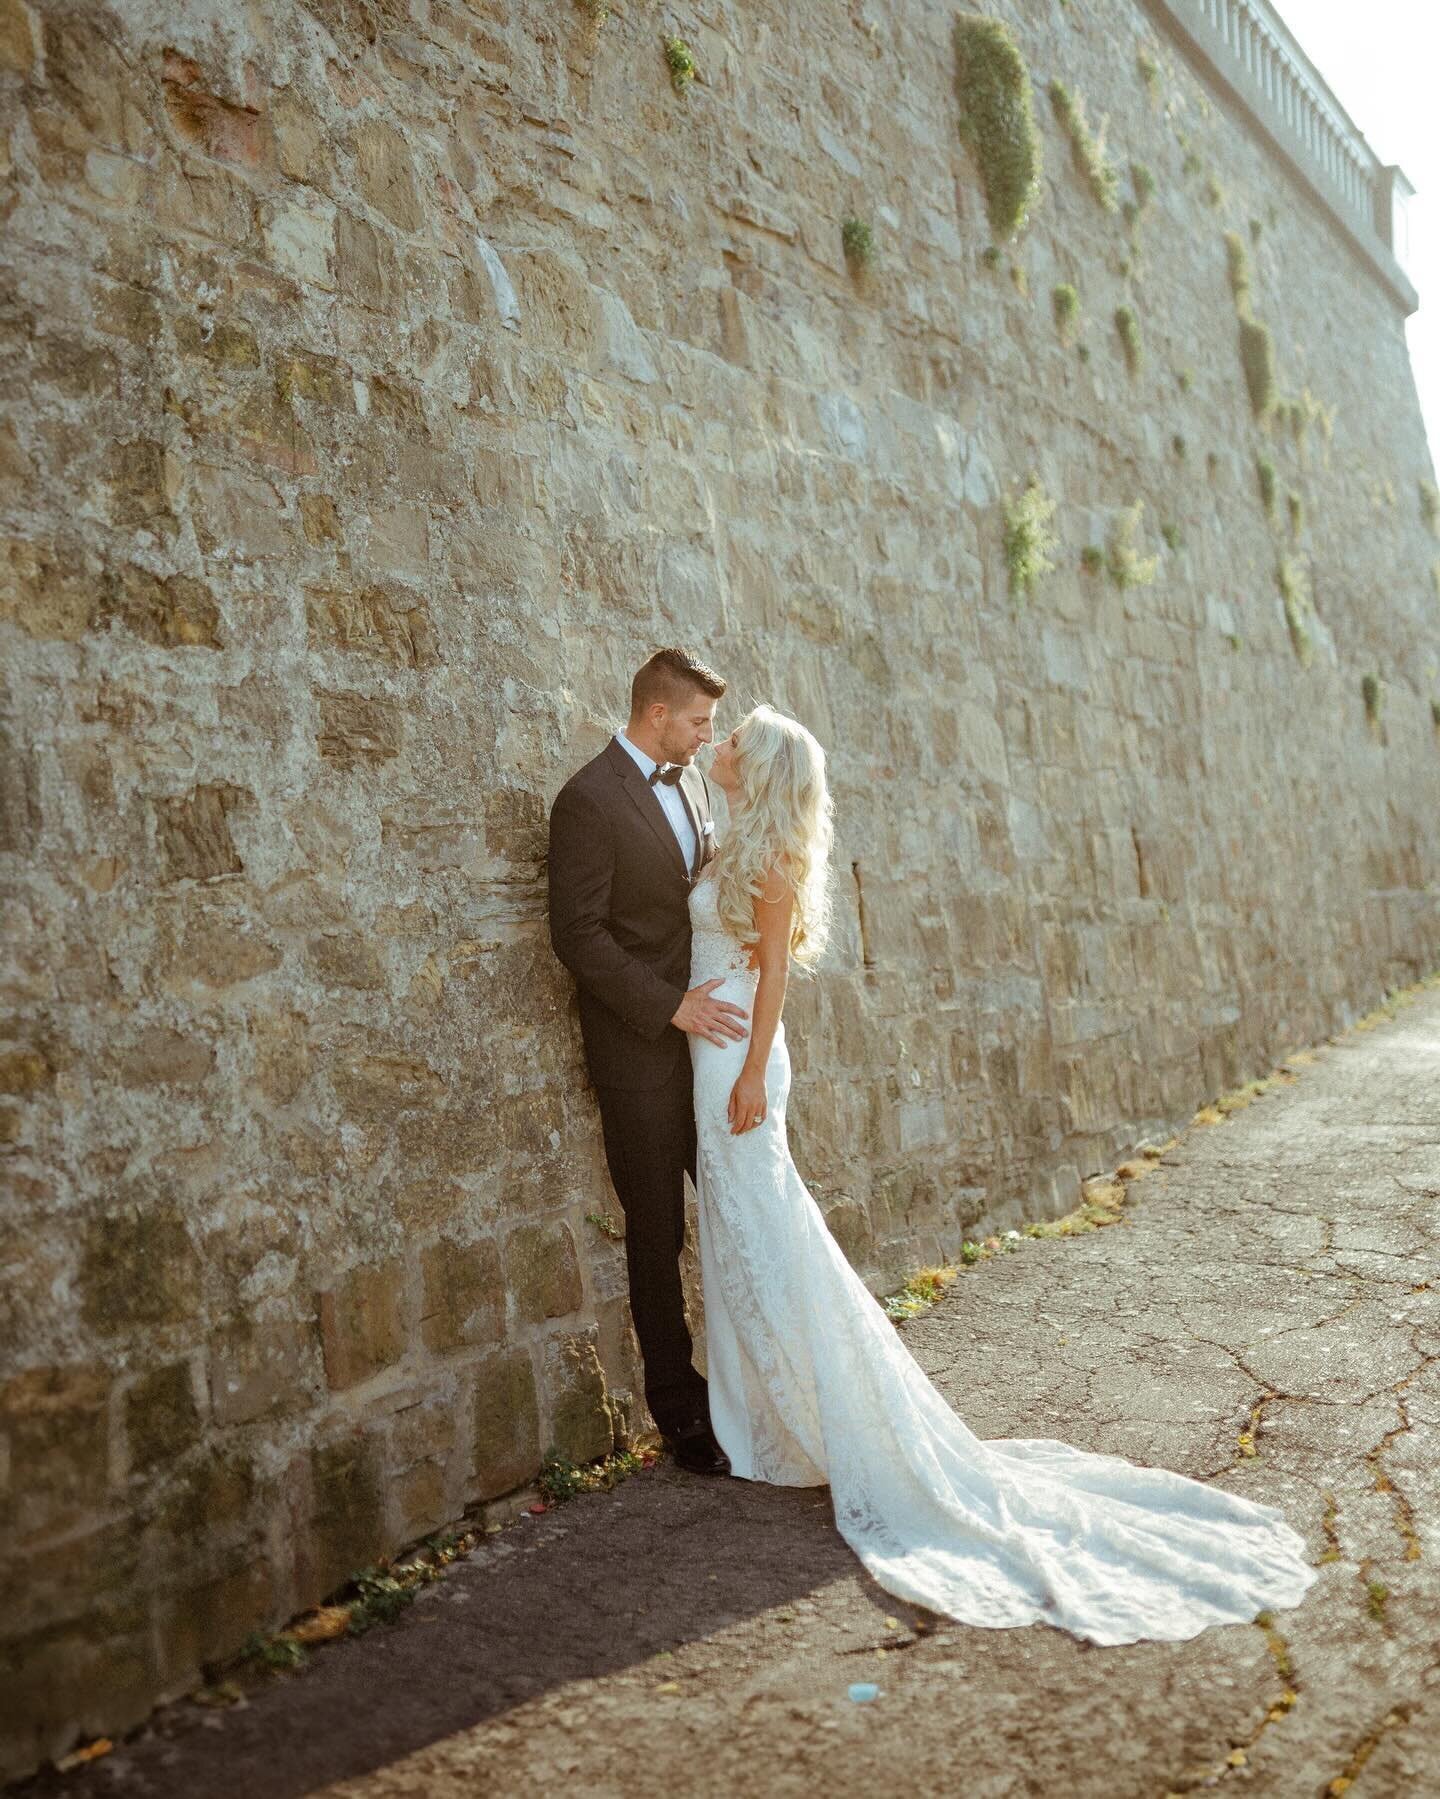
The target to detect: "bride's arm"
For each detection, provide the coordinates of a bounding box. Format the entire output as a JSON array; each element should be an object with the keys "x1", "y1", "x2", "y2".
[{"x1": 728, "y1": 865, "x2": 793, "y2": 1135}]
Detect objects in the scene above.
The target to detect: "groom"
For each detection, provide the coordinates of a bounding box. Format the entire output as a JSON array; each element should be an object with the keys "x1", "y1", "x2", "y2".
[{"x1": 548, "y1": 648, "x2": 749, "y2": 1476}]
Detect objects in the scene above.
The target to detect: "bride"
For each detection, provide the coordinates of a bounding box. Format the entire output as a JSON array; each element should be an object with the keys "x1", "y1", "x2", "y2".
[{"x1": 689, "y1": 703, "x2": 1316, "y2": 1644}]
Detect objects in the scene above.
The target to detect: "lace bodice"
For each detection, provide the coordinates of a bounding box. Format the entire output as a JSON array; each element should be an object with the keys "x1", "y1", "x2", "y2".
[{"x1": 688, "y1": 871, "x2": 759, "y2": 989}]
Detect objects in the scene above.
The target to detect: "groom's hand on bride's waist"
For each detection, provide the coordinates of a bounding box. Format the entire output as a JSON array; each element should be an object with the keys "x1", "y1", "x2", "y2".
[{"x1": 672, "y1": 978, "x2": 749, "y2": 1047}]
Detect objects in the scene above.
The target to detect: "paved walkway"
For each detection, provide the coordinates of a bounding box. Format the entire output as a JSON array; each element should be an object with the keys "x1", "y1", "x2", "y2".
[{"x1": 25, "y1": 985, "x2": 1440, "y2": 1799}]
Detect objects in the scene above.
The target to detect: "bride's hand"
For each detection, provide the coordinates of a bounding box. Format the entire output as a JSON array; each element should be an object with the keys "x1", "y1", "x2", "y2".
[{"x1": 728, "y1": 1067, "x2": 768, "y2": 1134}]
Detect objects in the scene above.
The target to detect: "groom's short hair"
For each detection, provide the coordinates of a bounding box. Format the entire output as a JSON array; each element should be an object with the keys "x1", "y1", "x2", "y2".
[{"x1": 631, "y1": 647, "x2": 727, "y2": 714}]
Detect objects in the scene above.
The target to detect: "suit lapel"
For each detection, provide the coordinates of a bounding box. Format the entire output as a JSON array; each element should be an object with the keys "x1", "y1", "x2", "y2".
[
  {"x1": 606, "y1": 740, "x2": 690, "y2": 882},
  {"x1": 679, "y1": 766, "x2": 714, "y2": 878}
]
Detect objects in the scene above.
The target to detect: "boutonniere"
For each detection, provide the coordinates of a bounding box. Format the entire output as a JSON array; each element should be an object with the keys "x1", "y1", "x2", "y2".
[{"x1": 701, "y1": 819, "x2": 715, "y2": 837}]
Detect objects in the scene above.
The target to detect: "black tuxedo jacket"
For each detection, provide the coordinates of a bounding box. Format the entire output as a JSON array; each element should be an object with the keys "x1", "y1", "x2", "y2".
[{"x1": 548, "y1": 738, "x2": 717, "y2": 1091}]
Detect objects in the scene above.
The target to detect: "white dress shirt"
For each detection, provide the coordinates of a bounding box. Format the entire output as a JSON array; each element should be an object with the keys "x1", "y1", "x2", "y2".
[{"x1": 615, "y1": 731, "x2": 698, "y2": 874}]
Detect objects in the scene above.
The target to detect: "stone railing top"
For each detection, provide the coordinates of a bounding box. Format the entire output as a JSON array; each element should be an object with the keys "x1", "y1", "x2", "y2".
[{"x1": 1141, "y1": 0, "x2": 1418, "y2": 315}]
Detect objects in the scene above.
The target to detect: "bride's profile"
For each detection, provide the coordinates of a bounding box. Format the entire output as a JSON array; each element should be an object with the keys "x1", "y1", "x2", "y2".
[{"x1": 688, "y1": 702, "x2": 1316, "y2": 1644}]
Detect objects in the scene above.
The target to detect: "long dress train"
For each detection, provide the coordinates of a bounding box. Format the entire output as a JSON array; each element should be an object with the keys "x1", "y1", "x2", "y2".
[{"x1": 687, "y1": 873, "x2": 1316, "y2": 1645}]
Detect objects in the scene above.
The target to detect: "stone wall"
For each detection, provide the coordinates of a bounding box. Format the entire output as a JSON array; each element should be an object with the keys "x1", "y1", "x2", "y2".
[{"x1": 2, "y1": 0, "x2": 1438, "y2": 1776}]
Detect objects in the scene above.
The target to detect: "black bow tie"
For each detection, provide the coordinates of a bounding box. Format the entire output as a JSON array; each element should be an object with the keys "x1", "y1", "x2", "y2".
[{"x1": 648, "y1": 764, "x2": 684, "y2": 786}]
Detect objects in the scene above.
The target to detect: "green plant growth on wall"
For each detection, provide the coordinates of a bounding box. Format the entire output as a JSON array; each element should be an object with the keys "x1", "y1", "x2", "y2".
[
  {"x1": 1047, "y1": 80, "x2": 1119, "y2": 212},
  {"x1": 1421, "y1": 479, "x2": 1440, "y2": 537},
  {"x1": 842, "y1": 218, "x2": 875, "y2": 271},
  {"x1": 1123, "y1": 161, "x2": 1155, "y2": 231},
  {"x1": 1277, "y1": 557, "x2": 1314, "y2": 665},
  {"x1": 1160, "y1": 521, "x2": 1183, "y2": 552},
  {"x1": 1256, "y1": 456, "x2": 1277, "y2": 520},
  {"x1": 1287, "y1": 491, "x2": 1304, "y2": 539},
  {"x1": 1432, "y1": 698, "x2": 1440, "y2": 730},
  {"x1": 576, "y1": 0, "x2": 611, "y2": 21},
  {"x1": 1114, "y1": 305, "x2": 1143, "y2": 376},
  {"x1": 664, "y1": 36, "x2": 697, "y2": 92},
  {"x1": 1239, "y1": 318, "x2": 1276, "y2": 419},
  {"x1": 1171, "y1": 432, "x2": 1186, "y2": 459},
  {"x1": 1224, "y1": 231, "x2": 1250, "y2": 308},
  {"x1": 1137, "y1": 48, "x2": 1162, "y2": 105},
  {"x1": 953, "y1": 15, "x2": 1042, "y2": 242},
  {"x1": 1361, "y1": 672, "x2": 1383, "y2": 731},
  {"x1": 1106, "y1": 501, "x2": 1159, "y2": 590},
  {"x1": 1080, "y1": 543, "x2": 1104, "y2": 575},
  {"x1": 1052, "y1": 282, "x2": 1079, "y2": 341},
  {"x1": 1003, "y1": 477, "x2": 1059, "y2": 602},
  {"x1": 1205, "y1": 172, "x2": 1226, "y2": 209}
]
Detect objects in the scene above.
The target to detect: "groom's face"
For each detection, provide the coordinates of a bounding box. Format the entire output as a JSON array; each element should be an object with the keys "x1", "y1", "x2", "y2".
[{"x1": 656, "y1": 692, "x2": 718, "y2": 765}]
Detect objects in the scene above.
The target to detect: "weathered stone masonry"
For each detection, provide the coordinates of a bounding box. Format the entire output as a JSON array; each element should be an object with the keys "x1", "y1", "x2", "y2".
[{"x1": 1, "y1": 0, "x2": 1437, "y2": 1776}]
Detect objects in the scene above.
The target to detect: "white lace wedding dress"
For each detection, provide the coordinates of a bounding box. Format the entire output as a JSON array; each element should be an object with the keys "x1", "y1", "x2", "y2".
[{"x1": 687, "y1": 872, "x2": 1317, "y2": 1643}]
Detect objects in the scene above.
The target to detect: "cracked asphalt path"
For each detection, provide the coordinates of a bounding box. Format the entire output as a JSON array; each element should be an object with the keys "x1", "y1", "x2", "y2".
[{"x1": 26, "y1": 985, "x2": 1440, "y2": 1799}]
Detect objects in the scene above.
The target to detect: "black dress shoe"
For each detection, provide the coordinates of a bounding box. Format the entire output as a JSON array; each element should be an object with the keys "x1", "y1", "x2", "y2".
[{"x1": 663, "y1": 1421, "x2": 731, "y2": 1476}]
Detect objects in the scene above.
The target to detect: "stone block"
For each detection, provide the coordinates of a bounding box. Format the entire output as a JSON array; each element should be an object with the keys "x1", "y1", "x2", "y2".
[
  {"x1": 104, "y1": 439, "x2": 179, "y2": 542},
  {"x1": 470, "y1": 1349, "x2": 539, "y2": 1501},
  {"x1": 0, "y1": 1365, "x2": 110, "y2": 1542},
  {"x1": 355, "y1": 120, "x2": 424, "y2": 232},
  {"x1": 123, "y1": 1362, "x2": 200, "y2": 1472},
  {"x1": 307, "y1": 1432, "x2": 387, "y2": 1597},
  {"x1": 113, "y1": 1024, "x2": 214, "y2": 1090},
  {"x1": 96, "y1": 563, "x2": 221, "y2": 649},
  {"x1": 419, "y1": 1236, "x2": 504, "y2": 1351},
  {"x1": 306, "y1": 933, "x2": 387, "y2": 990},
  {"x1": 330, "y1": 1049, "x2": 446, "y2": 1123},
  {"x1": 208, "y1": 1316, "x2": 317, "y2": 1425},
  {"x1": 543, "y1": 1330, "x2": 614, "y2": 1464},
  {"x1": 505, "y1": 1220, "x2": 584, "y2": 1324},
  {"x1": 171, "y1": 900, "x2": 282, "y2": 988},
  {"x1": 0, "y1": 1049, "x2": 52, "y2": 1094},
  {"x1": 263, "y1": 195, "x2": 336, "y2": 289},
  {"x1": 305, "y1": 583, "x2": 438, "y2": 666},
  {"x1": 318, "y1": 1260, "x2": 407, "y2": 1390},
  {"x1": 192, "y1": 463, "x2": 290, "y2": 560},
  {"x1": 78, "y1": 1204, "x2": 202, "y2": 1335},
  {"x1": 0, "y1": 0, "x2": 37, "y2": 76},
  {"x1": 315, "y1": 689, "x2": 403, "y2": 766},
  {"x1": 154, "y1": 1556, "x2": 277, "y2": 1687},
  {"x1": 300, "y1": 493, "x2": 342, "y2": 544},
  {"x1": 393, "y1": 1459, "x2": 450, "y2": 1540},
  {"x1": 0, "y1": 534, "x2": 96, "y2": 642},
  {"x1": 160, "y1": 1449, "x2": 258, "y2": 1539},
  {"x1": 154, "y1": 782, "x2": 247, "y2": 882}
]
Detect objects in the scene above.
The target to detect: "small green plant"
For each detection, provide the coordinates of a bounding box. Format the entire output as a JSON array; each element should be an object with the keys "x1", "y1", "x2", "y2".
[
  {"x1": 1287, "y1": 491, "x2": 1304, "y2": 539},
  {"x1": 1177, "y1": 368, "x2": 1194, "y2": 392},
  {"x1": 1160, "y1": 521, "x2": 1183, "y2": 552},
  {"x1": 1204, "y1": 171, "x2": 1226, "y2": 209},
  {"x1": 1181, "y1": 147, "x2": 1202, "y2": 179},
  {"x1": 347, "y1": 1567, "x2": 416, "y2": 1634},
  {"x1": 1130, "y1": 160, "x2": 1156, "y2": 211},
  {"x1": 841, "y1": 217, "x2": 875, "y2": 270},
  {"x1": 1366, "y1": 1578, "x2": 1389, "y2": 1621},
  {"x1": 1106, "y1": 501, "x2": 1159, "y2": 590},
  {"x1": 1226, "y1": 631, "x2": 1242, "y2": 652},
  {"x1": 1249, "y1": 215, "x2": 1264, "y2": 243},
  {"x1": 1009, "y1": 260, "x2": 1028, "y2": 296},
  {"x1": 1003, "y1": 476, "x2": 1059, "y2": 602},
  {"x1": 1171, "y1": 432, "x2": 1186, "y2": 459},
  {"x1": 1048, "y1": 79, "x2": 1119, "y2": 212},
  {"x1": 884, "y1": 1263, "x2": 961, "y2": 1321},
  {"x1": 953, "y1": 15, "x2": 1043, "y2": 241},
  {"x1": 1431, "y1": 698, "x2": 1440, "y2": 729},
  {"x1": 1114, "y1": 304, "x2": 1143, "y2": 375},
  {"x1": 1137, "y1": 49, "x2": 1161, "y2": 103},
  {"x1": 663, "y1": 35, "x2": 696, "y2": 92},
  {"x1": 1420, "y1": 478, "x2": 1440, "y2": 537},
  {"x1": 1276, "y1": 557, "x2": 1313, "y2": 665},
  {"x1": 241, "y1": 1631, "x2": 306, "y2": 1674},
  {"x1": 1051, "y1": 281, "x2": 1080, "y2": 341},
  {"x1": 1224, "y1": 230, "x2": 1250, "y2": 307},
  {"x1": 980, "y1": 243, "x2": 1002, "y2": 269},
  {"x1": 1080, "y1": 543, "x2": 1104, "y2": 575},
  {"x1": 1238, "y1": 317, "x2": 1276, "y2": 418},
  {"x1": 1256, "y1": 456, "x2": 1277, "y2": 519},
  {"x1": 540, "y1": 1447, "x2": 646, "y2": 1504},
  {"x1": 576, "y1": 0, "x2": 610, "y2": 20},
  {"x1": 1361, "y1": 672, "x2": 1383, "y2": 729},
  {"x1": 1076, "y1": 342, "x2": 1091, "y2": 363},
  {"x1": 585, "y1": 1210, "x2": 624, "y2": 1240}
]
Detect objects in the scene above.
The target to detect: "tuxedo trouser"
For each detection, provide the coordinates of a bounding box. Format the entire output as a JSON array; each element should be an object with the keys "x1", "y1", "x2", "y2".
[{"x1": 593, "y1": 1065, "x2": 709, "y2": 1438}]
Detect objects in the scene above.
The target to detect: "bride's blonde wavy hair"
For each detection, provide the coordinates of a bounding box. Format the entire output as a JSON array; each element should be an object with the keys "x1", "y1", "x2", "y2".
[{"x1": 714, "y1": 704, "x2": 833, "y2": 969}]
